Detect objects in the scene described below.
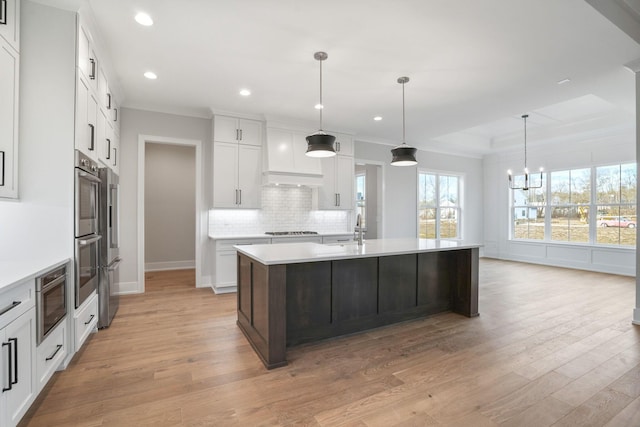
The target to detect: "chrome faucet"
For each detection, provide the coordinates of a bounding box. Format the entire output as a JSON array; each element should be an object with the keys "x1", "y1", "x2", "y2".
[{"x1": 355, "y1": 213, "x2": 364, "y2": 246}]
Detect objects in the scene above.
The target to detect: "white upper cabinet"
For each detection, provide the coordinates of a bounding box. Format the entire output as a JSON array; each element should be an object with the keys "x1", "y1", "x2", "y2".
[
  {"x1": 77, "y1": 21, "x2": 98, "y2": 91},
  {"x1": 212, "y1": 142, "x2": 261, "y2": 209},
  {"x1": 0, "y1": 0, "x2": 20, "y2": 52},
  {"x1": 0, "y1": 37, "x2": 19, "y2": 199},
  {"x1": 333, "y1": 132, "x2": 354, "y2": 156},
  {"x1": 75, "y1": 75, "x2": 99, "y2": 160},
  {"x1": 214, "y1": 116, "x2": 262, "y2": 147}
]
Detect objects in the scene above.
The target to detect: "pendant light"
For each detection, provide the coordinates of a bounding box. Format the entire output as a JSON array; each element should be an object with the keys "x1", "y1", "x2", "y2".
[
  {"x1": 390, "y1": 77, "x2": 417, "y2": 166},
  {"x1": 508, "y1": 114, "x2": 543, "y2": 190},
  {"x1": 306, "y1": 52, "x2": 336, "y2": 158}
]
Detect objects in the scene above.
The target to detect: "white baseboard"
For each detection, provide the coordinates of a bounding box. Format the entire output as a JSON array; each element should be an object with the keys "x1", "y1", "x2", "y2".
[
  {"x1": 116, "y1": 281, "x2": 142, "y2": 295},
  {"x1": 212, "y1": 285, "x2": 237, "y2": 294},
  {"x1": 144, "y1": 260, "x2": 195, "y2": 272},
  {"x1": 633, "y1": 308, "x2": 640, "y2": 326}
]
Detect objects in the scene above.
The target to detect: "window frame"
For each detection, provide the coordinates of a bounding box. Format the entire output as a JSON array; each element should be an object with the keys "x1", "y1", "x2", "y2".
[{"x1": 418, "y1": 169, "x2": 464, "y2": 240}]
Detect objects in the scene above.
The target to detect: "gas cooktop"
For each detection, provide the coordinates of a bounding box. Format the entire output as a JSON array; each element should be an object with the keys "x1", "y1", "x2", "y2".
[{"x1": 264, "y1": 231, "x2": 318, "y2": 236}]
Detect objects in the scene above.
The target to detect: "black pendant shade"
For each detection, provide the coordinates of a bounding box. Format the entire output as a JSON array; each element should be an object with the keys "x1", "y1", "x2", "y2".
[
  {"x1": 306, "y1": 131, "x2": 336, "y2": 158},
  {"x1": 390, "y1": 144, "x2": 418, "y2": 166},
  {"x1": 306, "y1": 52, "x2": 336, "y2": 158},
  {"x1": 390, "y1": 76, "x2": 417, "y2": 166}
]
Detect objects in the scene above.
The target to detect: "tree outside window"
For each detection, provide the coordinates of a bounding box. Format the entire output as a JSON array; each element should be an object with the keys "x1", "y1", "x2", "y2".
[{"x1": 418, "y1": 172, "x2": 461, "y2": 239}]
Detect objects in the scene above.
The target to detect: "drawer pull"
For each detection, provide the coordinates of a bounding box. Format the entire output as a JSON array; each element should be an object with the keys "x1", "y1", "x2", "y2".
[
  {"x1": 0, "y1": 0, "x2": 6, "y2": 26},
  {"x1": 2, "y1": 340, "x2": 10, "y2": 392},
  {"x1": 45, "y1": 344, "x2": 63, "y2": 361},
  {"x1": 0, "y1": 301, "x2": 21, "y2": 316},
  {"x1": 84, "y1": 314, "x2": 95, "y2": 325}
]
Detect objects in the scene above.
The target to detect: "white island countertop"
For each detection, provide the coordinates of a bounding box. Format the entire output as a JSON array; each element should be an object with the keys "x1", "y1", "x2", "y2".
[{"x1": 235, "y1": 238, "x2": 482, "y2": 265}]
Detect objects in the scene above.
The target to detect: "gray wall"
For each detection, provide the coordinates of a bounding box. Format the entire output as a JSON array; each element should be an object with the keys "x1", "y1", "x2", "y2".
[
  {"x1": 144, "y1": 143, "x2": 196, "y2": 270},
  {"x1": 355, "y1": 141, "x2": 484, "y2": 244},
  {"x1": 119, "y1": 108, "x2": 211, "y2": 292},
  {"x1": 0, "y1": 2, "x2": 76, "y2": 263},
  {"x1": 355, "y1": 163, "x2": 380, "y2": 239}
]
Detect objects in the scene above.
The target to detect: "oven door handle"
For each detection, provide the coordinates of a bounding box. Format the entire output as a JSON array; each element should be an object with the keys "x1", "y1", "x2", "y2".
[
  {"x1": 77, "y1": 170, "x2": 101, "y2": 183},
  {"x1": 78, "y1": 235, "x2": 102, "y2": 246},
  {"x1": 106, "y1": 257, "x2": 122, "y2": 271},
  {"x1": 39, "y1": 275, "x2": 66, "y2": 293}
]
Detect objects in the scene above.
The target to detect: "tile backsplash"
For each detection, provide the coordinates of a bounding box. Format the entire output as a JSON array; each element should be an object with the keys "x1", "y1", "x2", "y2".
[{"x1": 209, "y1": 186, "x2": 351, "y2": 236}]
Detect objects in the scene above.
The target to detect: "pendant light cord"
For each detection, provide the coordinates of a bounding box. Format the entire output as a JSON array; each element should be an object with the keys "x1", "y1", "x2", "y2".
[
  {"x1": 319, "y1": 58, "x2": 323, "y2": 131},
  {"x1": 523, "y1": 114, "x2": 528, "y2": 170},
  {"x1": 402, "y1": 80, "x2": 406, "y2": 145}
]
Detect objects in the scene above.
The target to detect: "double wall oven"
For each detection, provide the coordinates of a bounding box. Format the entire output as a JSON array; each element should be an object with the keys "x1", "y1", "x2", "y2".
[{"x1": 74, "y1": 150, "x2": 101, "y2": 308}]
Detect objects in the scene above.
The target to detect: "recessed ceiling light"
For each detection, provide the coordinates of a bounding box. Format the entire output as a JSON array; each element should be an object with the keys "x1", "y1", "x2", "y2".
[
  {"x1": 557, "y1": 78, "x2": 571, "y2": 85},
  {"x1": 374, "y1": 116, "x2": 382, "y2": 121},
  {"x1": 314, "y1": 103, "x2": 323, "y2": 110},
  {"x1": 239, "y1": 89, "x2": 251, "y2": 96},
  {"x1": 144, "y1": 71, "x2": 157, "y2": 80},
  {"x1": 134, "y1": 12, "x2": 153, "y2": 26}
]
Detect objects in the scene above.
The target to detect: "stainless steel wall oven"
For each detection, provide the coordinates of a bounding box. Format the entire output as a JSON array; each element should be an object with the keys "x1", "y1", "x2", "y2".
[
  {"x1": 74, "y1": 150, "x2": 101, "y2": 308},
  {"x1": 36, "y1": 265, "x2": 67, "y2": 345}
]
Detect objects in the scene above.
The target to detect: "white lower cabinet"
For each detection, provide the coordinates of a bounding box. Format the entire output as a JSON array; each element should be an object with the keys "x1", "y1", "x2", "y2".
[
  {"x1": 213, "y1": 238, "x2": 270, "y2": 293},
  {"x1": 36, "y1": 321, "x2": 66, "y2": 392},
  {"x1": 1, "y1": 307, "x2": 36, "y2": 427},
  {"x1": 73, "y1": 292, "x2": 98, "y2": 351}
]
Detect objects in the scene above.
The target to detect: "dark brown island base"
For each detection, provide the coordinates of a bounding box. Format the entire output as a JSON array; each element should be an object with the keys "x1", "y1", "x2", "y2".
[{"x1": 234, "y1": 239, "x2": 481, "y2": 369}]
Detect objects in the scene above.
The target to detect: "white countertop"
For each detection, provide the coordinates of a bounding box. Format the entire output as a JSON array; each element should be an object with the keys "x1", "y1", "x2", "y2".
[
  {"x1": 234, "y1": 238, "x2": 482, "y2": 265},
  {"x1": 0, "y1": 258, "x2": 70, "y2": 292},
  {"x1": 209, "y1": 232, "x2": 353, "y2": 240}
]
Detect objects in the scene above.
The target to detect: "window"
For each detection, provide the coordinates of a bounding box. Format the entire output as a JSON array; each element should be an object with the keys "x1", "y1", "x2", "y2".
[
  {"x1": 550, "y1": 168, "x2": 590, "y2": 243},
  {"x1": 596, "y1": 163, "x2": 637, "y2": 245},
  {"x1": 512, "y1": 174, "x2": 546, "y2": 240},
  {"x1": 418, "y1": 171, "x2": 462, "y2": 239},
  {"x1": 355, "y1": 172, "x2": 366, "y2": 228},
  {"x1": 510, "y1": 162, "x2": 636, "y2": 247}
]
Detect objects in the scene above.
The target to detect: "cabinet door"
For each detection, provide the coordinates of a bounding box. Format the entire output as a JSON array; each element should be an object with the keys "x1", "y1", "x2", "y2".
[
  {"x1": 77, "y1": 23, "x2": 97, "y2": 86},
  {"x1": 97, "y1": 66, "x2": 109, "y2": 111},
  {"x1": 0, "y1": 0, "x2": 19, "y2": 52},
  {"x1": 0, "y1": 39, "x2": 19, "y2": 198},
  {"x1": 97, "y1": 108, "x2": 108, "y2": 165},
  {"x1": 334, "y1": 133, "x2": 354, "y2": 156},
  {"x1": 317, "y1": 157, "x2": 337, "y2": 209},
  {"x1": 111, "y1": 97, "x2": 120, "y2": 135},
  {"x1": 335, "y1": 155, "x2": 354, "y2": 209},
  {"x1": 237, "y1": 119, "x2": 262, "y2": 146},
  {"x1": 3, "y1": 309, "x2": 36, "y2": 427},
  {"x1": 237, "y1": 144, "x2": 261, "y2": 208},
  {"x1": 213, "y1": 142, "x2": 239, "y2": 208},
  {"x1": 213, "y1": 116, "x2": 239, "y2": 143},
  {"x1": 215, "y1": 251, "x2": 237, "y2": 288},
  {"x1": 75, "y1": 76, "x2": 98, "y2": 159},
  {"x1": 111, "y1": 132, "x2": 120, "y2": 175}
]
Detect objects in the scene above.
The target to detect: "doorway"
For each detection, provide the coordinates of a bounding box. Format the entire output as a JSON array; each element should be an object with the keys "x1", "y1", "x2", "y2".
[
  {"x1": 137, "y1": 135, "x2": 203, "y2": 292},
  {"x1": 355, "y1": 161, "x2": 384, "y2": 239}
]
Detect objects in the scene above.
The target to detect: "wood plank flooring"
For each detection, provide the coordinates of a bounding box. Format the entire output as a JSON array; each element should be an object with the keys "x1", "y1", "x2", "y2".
[{"x1": 20, "y1": 259, "x2": 640, "y2": 426}]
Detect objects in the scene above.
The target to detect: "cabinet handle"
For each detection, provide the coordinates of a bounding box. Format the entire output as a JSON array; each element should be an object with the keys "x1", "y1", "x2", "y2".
[
  {"x1": 235, "y1": 189, "x2": 238, "y2": 205},
  {"x1": 106, "y1": 93, "x2": 111, "y2": 109},
  {"x1": 0, "y1": 0, "x2": 6, "y2": 25},
  {"x1": 338, "y1": 193, "x2": 341, "y2": 206},
  {"x1": 88, "y1": 124, "x2": 95, "y2": 151},
  {"x1": 0, "y1": 150, "x2": 4, "y2": 187},
  {"x1": 235, "y1": 129, "x2": 239, "y2": 141},
  {"x1": 9, "y1": 338, "x2": 17, "y2": 386},
  {"x1": 113, "y1": 148, "x2": 117, "y2": 166},
  {"x1": 84, "y1": 314, "x2": 95, "y2": 325},
  {"x1": 45, "y1": 344, "x2": 63, "y2": 362},
  {"x1": 0, "y1": 300, "x2": 20, "y2": 316},
  {"x1": 114, "y1": 108, "x2": 118, "y2": 122},
  {"x1": 337, "y1": 141, "x2": 340, "y2": 152},
  {"x1": 2, "y1": 340, "x2": 10, "y2": 392},
  {"x1": 239, "y1": 129, "x2": 243, "y2": 141},
  {"x1": 89, "y1": 58, "x2": 96, "y2": 80},
  {"x1": 239, "y1": 189, "x2": 242, "y2": 205},
  {"x1": 106, "y1": 139, "x2": 111, "y2": 159}
]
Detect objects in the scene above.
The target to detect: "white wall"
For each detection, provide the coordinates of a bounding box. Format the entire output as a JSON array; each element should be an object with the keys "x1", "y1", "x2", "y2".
[
  {"x1": 484, "y1": 130, "x2": 636, "y2": 275},
  {"x1": 119, "y1": 108, "x2": 211, "y2": 292},
  {"x1": 354, "y1": 141, "x2": 484, "y2": 244},
  {"x1": 144, "y1": 143, "x2": 196, "y2": 271},
  {"x1": 0, "y1": 1, "x2": 75, "y2": 264}
]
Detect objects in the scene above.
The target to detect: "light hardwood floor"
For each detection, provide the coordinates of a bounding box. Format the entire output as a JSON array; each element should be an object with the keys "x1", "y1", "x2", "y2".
[{"x1": 20, "y1": 259, "x2": 640, "y2": 426}]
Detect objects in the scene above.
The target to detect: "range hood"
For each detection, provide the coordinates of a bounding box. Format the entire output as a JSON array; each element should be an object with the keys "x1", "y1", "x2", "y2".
[{"x1": 262, "y1": 127, "x2": 324, "y2": 187}]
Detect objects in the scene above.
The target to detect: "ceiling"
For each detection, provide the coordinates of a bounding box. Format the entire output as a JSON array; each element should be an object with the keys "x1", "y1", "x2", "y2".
[{"x1": 46, "y1": 0, "x2": 640, "y2": 156}]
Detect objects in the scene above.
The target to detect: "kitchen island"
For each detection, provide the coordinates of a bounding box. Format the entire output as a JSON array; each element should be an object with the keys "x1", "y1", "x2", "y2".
[{"x1": 235, "y1": 238, "x2": 481, "y2": 369}]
